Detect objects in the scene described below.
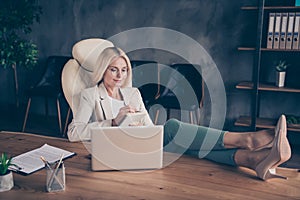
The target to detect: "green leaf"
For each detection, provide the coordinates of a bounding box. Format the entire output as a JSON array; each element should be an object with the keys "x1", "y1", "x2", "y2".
[
  {"x1": 0, "y1": 153, "x2": 9, "y2": 175},
  {"x1": 0, "y1": 152, "x2": 18, "y2": 175},
  {"x1": 274, "y1": 60, "x2": 289, "y2": 72},
  {"x1": 0, "y1": 0, "x2": 41, "y2": 70}
]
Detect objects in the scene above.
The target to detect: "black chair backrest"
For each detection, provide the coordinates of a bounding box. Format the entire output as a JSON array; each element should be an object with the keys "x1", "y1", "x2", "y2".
[
  {"x1": 37, "y1": 56, "x2": 71, "y2": 89},
  {"x1": 130, "y1": 60, "x2": 159, "y2": 104},
  {"x1": 160, "y1": 63, "x2": 204, "y2": 106}
]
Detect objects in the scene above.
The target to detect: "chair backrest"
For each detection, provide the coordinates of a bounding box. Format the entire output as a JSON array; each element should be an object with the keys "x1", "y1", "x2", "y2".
[
  {"x1": 61, "y1": 38, "x2": 114, "y2": 116},
  {"x1": 37, "y1": 56, "x2": 71, "y2": 89},
  {"x1": 130, "y1": 60, "x2": 159, "y2": 107},
  {"x1": 160, "y1": 63, "x2": 204, "y2": 109}
]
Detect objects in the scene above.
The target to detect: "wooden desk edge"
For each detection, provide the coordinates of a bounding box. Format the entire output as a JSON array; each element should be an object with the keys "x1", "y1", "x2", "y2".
[{"x1": 0, "y1": 131, "x2": 69, "y2": 142}]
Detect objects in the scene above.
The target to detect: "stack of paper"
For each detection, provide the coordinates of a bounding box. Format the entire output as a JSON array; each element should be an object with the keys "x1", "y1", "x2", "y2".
[{"x1": 10, "y1": 144, "x2": 75, "y2": 175}]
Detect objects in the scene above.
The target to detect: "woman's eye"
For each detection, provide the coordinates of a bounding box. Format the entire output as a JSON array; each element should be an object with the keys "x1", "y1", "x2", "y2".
[{"x1": 110, "y1": 68, "x2": 117, "y2": 72}]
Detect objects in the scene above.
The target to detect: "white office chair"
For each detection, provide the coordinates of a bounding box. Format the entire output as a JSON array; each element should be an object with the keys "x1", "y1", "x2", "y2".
[{"x1": 61, "y1": 38, "x2": 114, "y2": 135}]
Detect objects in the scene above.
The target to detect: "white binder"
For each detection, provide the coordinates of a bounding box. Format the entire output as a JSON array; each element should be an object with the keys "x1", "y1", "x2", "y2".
[
  {"x1": 286, "y1": 12, "x2": 295, "y2": 49},
  {"x1": 267, "y1": 13, "x2": 275, "y2": 49},
  {"x1": 279, "y1": 13, "x2": 288, "y2": 49},
  {"x1": 292, "y1": 12, "x2": 300, "y2": 49},
  {"x1": 273, "y1": 13, "x2": 282, "y2": 49}
]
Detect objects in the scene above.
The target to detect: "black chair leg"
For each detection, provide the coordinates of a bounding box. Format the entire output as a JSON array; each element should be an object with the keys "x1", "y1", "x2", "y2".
[
  {"x1": 189, "y1": 111, "x2": 194, "y2": 124},
  {"x1": 45, "y1": 98, "x2": 49, "y2": 117},
  {"x1": 167, "y1": 109, "x2": 171, "y2": 121},
  {"x1": 63, "y1": 107, "x2": 71, "y2": 136},
  {"x1": 196, "y1": 108, "x2": 201, "y2": 125},
  {"x1": 56, "y1": 98, "x2": 62, "y2": 134},
  {"x1": 154, "y1": 109, "x2": 160, "y2": 125},
  {"x1": 22, "y1": 98, "x2": 32, "y2": 132}
]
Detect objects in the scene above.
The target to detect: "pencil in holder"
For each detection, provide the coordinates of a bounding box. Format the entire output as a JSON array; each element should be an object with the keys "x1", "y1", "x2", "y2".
[{"x1": 46, "y1": 162, "x2": 65, "y2": 192}]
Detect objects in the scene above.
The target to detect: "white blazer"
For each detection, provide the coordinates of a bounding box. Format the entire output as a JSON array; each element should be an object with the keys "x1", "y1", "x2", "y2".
[{"x1": 67, "y1": 83, "x2": 153, "y2": 142}]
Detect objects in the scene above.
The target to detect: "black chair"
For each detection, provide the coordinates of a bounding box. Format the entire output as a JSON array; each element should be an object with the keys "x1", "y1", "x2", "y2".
[
  {"x1": 130, "y1": 60, "x2": 160, "y2": 110},
  {"x1": 22, "y1": 56, "x2": 71, "y2": 134},
  {"x1": 152, "y1": 63, "x2": 204, "y2": 124}
]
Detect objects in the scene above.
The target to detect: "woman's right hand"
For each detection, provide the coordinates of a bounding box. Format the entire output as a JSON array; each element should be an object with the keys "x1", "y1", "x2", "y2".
[{"x1": 112, "y1": 105, "x2": 136, "y2": 126}]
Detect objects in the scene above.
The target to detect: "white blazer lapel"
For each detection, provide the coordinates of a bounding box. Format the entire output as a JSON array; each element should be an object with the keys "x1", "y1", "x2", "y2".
[
  {"x1": 98, "y1": 84, "x2": 113, "y2": 119},
  {"x1": 120, "y1": 87, "x2": 132, "y2": 106}
]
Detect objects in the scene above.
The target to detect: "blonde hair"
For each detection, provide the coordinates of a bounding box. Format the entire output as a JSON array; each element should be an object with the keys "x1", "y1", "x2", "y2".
[{"x1": 93, "y1": 47, "x2": 132, "y2": 87}]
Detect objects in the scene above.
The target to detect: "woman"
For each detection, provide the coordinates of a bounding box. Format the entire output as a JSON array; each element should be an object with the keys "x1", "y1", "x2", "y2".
[{"x1": 67, "y1": 47, "x2": 291, "y2": 181}]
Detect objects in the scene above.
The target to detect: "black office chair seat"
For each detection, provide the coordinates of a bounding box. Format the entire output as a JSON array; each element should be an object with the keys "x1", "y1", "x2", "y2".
[
  {"x1": 22, "y1": 56, "x2": 71, "y2": 135},
  {"x1": 151, "y1": 63, "x2": 204, "y2": 124},
  {"x1": 26, "y1": 85, "x2": 60, "y2": 97},
  {"x1": 154, "y1": 95, "x2": 200, "y2": 110}
]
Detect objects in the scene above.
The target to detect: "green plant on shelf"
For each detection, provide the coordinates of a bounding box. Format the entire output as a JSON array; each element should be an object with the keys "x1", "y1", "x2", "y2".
[
  {"x1": 286, "y1": 115, "x2": 300, "y2": 125},
  {"x1": 274, "y1": 60, "x2": 289, "y2": 72}
]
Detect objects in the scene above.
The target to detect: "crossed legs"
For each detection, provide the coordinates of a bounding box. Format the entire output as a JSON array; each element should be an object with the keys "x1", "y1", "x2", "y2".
[{"x1": 163, "y1": 115, "x2": 291, "y2": 180}]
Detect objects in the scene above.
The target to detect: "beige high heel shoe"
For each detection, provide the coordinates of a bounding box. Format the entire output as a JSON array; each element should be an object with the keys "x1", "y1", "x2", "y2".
[
  {"x1": 255, "y1": 115, "x2": 291, "y2": 180},
  {"x1": 254, "y1": 115, "x2": 285, "y2": 151}
]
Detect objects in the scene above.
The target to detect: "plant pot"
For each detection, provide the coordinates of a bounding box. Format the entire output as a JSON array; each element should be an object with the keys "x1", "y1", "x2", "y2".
[
  {"x1": 276, "y1": 71, "x2": 286, "y2": 87},
  {"x1": 0, "y1": 171, "x2": 14, "y2": 192}
]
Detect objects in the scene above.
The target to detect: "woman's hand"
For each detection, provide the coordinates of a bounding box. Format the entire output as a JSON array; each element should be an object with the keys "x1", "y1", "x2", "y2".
[
  {"x1": 112, "y1": 105, "x2": 137, "y2": 126},
  {"x1": 128, "y1": 121, "x2": 144, "y2": 126}
]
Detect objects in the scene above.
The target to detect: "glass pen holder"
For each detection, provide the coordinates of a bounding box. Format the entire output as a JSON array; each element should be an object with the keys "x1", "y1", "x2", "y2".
[{"x1": 46, "y1": 162, "x2": 65, "y2": 192}]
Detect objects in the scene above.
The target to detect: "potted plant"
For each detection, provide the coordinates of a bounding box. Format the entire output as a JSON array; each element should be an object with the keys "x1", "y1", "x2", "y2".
[
  {"x1": 0, "y1": 1, "x2": 42, "y2": 107},
  {"x1": 274, "y1": 60, "x2": 288, "y2": 87},
  {"x1": 0, "y1": 153, "x2": 18, "y2": 192}
]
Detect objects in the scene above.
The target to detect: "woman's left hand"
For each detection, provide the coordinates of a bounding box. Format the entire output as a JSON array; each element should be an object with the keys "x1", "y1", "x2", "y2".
[
  {"x1": 112, "y1": 105, "x2": 137, "y2": 126},
  {"x1": 128, "y1": 121, "x2": 144, "y2": 126}
]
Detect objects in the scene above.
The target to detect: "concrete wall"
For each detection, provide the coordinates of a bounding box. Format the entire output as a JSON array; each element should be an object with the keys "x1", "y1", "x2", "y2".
[{"x1": 1, "y1": 0, "x2": 299, "y2": 132}]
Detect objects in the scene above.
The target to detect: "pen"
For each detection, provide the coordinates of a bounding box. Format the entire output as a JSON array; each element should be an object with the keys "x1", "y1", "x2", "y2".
[
  {"x1": 40, "y1": 156, "x2": 52, "y2": 170},
  {"x1": 40, "y1": 156, "x2": 64, "y2": 189},
  {"x1": 48, "y1": 154, "x2": 64, "y2": 189}
]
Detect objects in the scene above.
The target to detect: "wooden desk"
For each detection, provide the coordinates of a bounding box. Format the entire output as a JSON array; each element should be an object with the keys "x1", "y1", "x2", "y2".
[{"x1": 0, "y1": 131, "x2": 299, "y2": 200}]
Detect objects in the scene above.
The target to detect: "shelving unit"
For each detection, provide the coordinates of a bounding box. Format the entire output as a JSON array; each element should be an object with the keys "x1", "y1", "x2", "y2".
[
  {"x1": 236, "y1": 81, "x2": 300, "y2": 93},
  {"x1": 235, "y1": 116, "x2": 300, "y2": 132},
  {"x1": 238, "y1": 47, "x2": 300, "y2": 51},
  {"x1": 242, "y1": 6, "x2": 300, "y2": 10},
  {"x1": 235, "y1": 0, "x2": 300, "y2": 132}
]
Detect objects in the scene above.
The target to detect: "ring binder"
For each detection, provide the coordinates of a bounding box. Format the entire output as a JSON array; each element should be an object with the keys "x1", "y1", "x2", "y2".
[
  {"x1": 273, "y1": 13, "x2": 282, "y2": 49},
  {"x1": 292, "y1": 12, "x2": 300, "y2": 49},
  {"x1": 267, "y1": 13, "x2": 275, "y2": 49},
  {"x1": 286, "y1": 12, "x2": 295, "y2": 49},
  {"x1": 279, "y1": 13, "x2": 288, "y2": 49}
]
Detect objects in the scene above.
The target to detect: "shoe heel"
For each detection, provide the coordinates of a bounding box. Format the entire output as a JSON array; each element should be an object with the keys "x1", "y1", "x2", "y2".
[
  {"x1": 269, "y1": 168, "x2": 276, "y2": 174},
  {"x1": 255, "y1": 116, "x2": 291, "y2": 181},
  {"x1": 263, "y1": 169, "x2": 287, "y2": 180}
]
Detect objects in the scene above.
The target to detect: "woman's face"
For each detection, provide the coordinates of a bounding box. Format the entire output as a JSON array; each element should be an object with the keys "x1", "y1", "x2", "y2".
[{"x1": 103, "y1": 57, "x2": 128, "y2": 89}]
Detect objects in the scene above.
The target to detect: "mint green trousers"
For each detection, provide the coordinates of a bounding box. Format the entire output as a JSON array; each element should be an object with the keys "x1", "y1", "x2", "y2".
[{"x1": 163, "y1": 119, "x2": 237, "y2": 166}]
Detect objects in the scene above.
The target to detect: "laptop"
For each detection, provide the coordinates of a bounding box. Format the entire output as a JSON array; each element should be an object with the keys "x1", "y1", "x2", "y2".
[{"x1": 91, "y1": 126, "x2": 164, "y2": 171}]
